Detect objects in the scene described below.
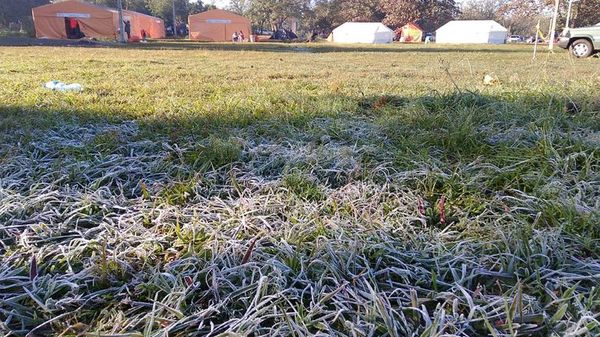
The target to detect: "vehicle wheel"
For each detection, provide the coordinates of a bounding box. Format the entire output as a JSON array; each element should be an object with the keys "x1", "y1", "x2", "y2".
[{"x1": 570, "y1": 39, "x2": 593, "y2": 58}]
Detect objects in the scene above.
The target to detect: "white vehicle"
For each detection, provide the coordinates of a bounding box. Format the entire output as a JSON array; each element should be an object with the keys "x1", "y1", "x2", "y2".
[{"x1": 507, "y1": 35, "x2": 522, "y2": 43}]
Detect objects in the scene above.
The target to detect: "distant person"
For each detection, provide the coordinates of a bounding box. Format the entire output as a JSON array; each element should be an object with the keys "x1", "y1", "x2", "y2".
[
  {"x1": 239, "y1": 30, "x2": 245, "y2": 42},
  {"x1": 124, "y1": 20, "x2": 131, "y2": 40},
  {"x1": 232, "y1": 31, "x2": 239, "y2": 42},
  {"x1": 66, "y1": 18, "x2": 84, "y2": 39},
  {"x1": 141, "y1": 29, "x2": 147, "y2": 42}
]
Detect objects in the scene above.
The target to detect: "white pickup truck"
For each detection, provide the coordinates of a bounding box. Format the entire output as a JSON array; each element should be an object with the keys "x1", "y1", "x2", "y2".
[{"x1": 558, "y1": 24, "x2": 600, "y2": 58}]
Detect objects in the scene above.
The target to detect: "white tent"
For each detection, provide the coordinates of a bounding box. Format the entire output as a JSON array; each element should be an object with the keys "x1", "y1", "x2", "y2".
[
  {"x1": 331, "y1": 22, "x2": 394, "y2": 44},
  {"x1": 436, "y1": 20, "x2": 508, "y2": 44}
]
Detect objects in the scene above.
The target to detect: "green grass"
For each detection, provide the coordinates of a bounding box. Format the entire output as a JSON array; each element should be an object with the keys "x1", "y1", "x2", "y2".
[
  {"x1": 0, "y1": 29, "x2": 29, "y2": 38},
  {"x1": 0, "y1": 42, "x2": 599, "y2": 336}
]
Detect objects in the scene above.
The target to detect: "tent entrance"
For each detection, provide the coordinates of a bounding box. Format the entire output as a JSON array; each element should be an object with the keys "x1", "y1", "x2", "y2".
[{"x1": 65, "y1": 18, "x2": 85, "y2": 39}]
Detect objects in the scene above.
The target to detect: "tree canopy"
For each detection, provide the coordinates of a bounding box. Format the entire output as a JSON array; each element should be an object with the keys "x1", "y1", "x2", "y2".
[
  {"x1": 571, "y1": 0, "x2": 600, "y2": 27},
  {"x1": 243, "y1": 0, "x2": 459, "y2": 35}
]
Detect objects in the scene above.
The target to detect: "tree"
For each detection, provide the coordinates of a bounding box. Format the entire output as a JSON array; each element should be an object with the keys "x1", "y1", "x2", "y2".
[
  {"x1": 247, "y1": 0, "x2": 272, "y2": 32},
  {"x1": 459, "y1": 0, "x2": 503, "y2": 20},
  {"x1": 247, "y1": 0, "x2": 308, "y2": 32},
  {"x1": 0, "y1": 0, "x2": 49, "y2": 27},
  {"x1": 339, "y1": 0, "x2": 383, "y2": 22},
  {"x1": 495, "y1": 0, "x2": 557, "y2": 36},
  {"x1": 146, "y1": 0, "x2": 190, "y2": 22},
  {"x1": 379, "y1": 0, "x2": 459, "y2": 31},
  {"x1": 304, "y1": 0, "x2": 344, "y2": 34},
  {"x1": 229, "y1": 0, "x2": 251, "y2": 15},
  {"x1": 571, "y1": 0, "x2": 600, "y2": 27},
  {"x1": 497, "y1": 0, "x2": 548, "y2": 18}
]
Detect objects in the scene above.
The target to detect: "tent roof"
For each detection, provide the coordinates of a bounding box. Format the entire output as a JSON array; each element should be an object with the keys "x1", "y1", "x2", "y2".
[
  {"x1": 436, "y1": 20, "x2": 508, "y2": 33},
  {"x1": 189, "y1": 9, "x2": 250, "y2": 23},
  {"x1": 33, "y1": 1, "x2": 162, "y2": 23},
  {"x1": 402, "y1": 22, "x2": 423, "y2": 31},
  {"x1": 120, "y1": 9, "x2": 164, "y2": 23},
  {"x1": 334, "y1": 22, "x2": 393, "y2": 33},
  {"x1": 33, "y1": 0, "x2": 113, "y2": 15}
]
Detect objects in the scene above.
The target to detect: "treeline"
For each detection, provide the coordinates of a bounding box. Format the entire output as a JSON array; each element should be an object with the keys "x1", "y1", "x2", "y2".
[
  {"x1": 231, "y1": 0, "x2": 460, "y2": 34},
  {"x1": 460, "y1": 0, "x2": 600, "y2": 35},
  {"x1": 235, "y1": 0, "x2": 598, "y2": 37}
]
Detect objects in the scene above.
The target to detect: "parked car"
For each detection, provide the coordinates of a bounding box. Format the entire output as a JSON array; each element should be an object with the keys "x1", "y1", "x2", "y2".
[
  {"x1": 507, "y1": 35, "x2": 522, "y2": 43},
  {"x1": 558, "y1": 25, "x2": 600, "y2": 58},
  {"x1": 525, "y1": 36, "x2": 544, "y2": 43},
  {"x1": 422, "y1": 32, "x2": 435, "y2": 42}
]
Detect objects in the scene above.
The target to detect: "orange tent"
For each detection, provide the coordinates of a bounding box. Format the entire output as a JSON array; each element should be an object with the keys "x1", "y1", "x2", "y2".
[
  {"x1": 189, "y1": 9, "x2": 251, "y2": 42},
  {"x1": 32, "y1": 1, "x2": 165, "y2": 41},
  {"x1": 32, "y1": 0, "x2": 117, "y2": 39},
  {"x1": 399, "y1": 22, "x2": 423, "y2": 43},
  {"x1": 120, "y1": 10, "x2": 165, "y2": 40}
]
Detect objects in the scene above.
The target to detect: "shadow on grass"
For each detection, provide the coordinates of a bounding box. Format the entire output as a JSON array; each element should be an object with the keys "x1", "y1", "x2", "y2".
[
  {"x1": 113, "y1": 40, "x2": 534, "y2": 54},
  {"x1": 2, "y1": 90, "x2": 595, "y2": 148},
  {"x1": 0, "y1": 90, "x2": 589, "y2": 135},
  {"x1": 0, "y1": 91, "x2": 599, "y2": 240}
]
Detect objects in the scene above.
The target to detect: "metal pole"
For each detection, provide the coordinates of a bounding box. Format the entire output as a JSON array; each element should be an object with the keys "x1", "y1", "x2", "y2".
[
  {"x1": 533, "y1": 19, "x2": 540, "y2": 60},
  {"x1": 117, "y1": 0, "x2": 126, "y2": 43},
  {"x1": 548, "y1": 0, "x2": 560, "y2": 50},
  {"x1": 566, "y1": 0, "x2": 573, "y2": 28},
  {"x1": 172, "y1": 0, "x2": 177, "y2": 38},
  {"x1": 566, "y1": 0, "x2": 579, "y2": 28}
]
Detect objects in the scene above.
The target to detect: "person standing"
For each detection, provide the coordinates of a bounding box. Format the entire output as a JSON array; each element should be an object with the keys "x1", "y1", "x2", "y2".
[
  {"x1": 239, "y1": 30, "x2": 245, "y2": 42},
  {"x1": 124, "y1": 20, "x2": 131, "y2": 40},
  {"x1": 232, "y1": 31, "x2": 239, "y2": 42}
]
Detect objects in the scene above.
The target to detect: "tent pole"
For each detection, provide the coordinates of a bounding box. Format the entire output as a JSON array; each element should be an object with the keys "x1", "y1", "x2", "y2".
[{"x1": 117, "y1": 0, "x2": 126, "y2": 43}]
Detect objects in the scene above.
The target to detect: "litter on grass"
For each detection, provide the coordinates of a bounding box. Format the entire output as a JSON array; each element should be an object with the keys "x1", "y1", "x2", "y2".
[
  {"x1": 44, "y1": 80, "x2": 83, "y2": 92},
  {"x1": 483, "y1": 74, "x2": 500, "y2": 86}
]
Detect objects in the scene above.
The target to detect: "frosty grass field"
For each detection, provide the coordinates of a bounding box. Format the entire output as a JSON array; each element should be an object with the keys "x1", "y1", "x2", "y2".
[{"x1": 0, "y1": 42, "x2": 599, "y2": 336}]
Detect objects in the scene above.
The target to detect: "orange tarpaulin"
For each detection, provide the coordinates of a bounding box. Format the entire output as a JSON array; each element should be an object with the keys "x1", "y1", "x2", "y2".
[
  {"x1": 32, "y1": 0, "x2": 116, "y2": 39},
  {"x1": 120, "y1": 10, "x2": 165, "y2": 40},
  {"x1": 399, "y1": 22, "x2": 423, "y2": 43},
  {"x1": 189, "y1": 9, "x2": 251, "y2": 42},
  {"x1": 32, "y1": 0, "x2": 165, "y2": 41}
]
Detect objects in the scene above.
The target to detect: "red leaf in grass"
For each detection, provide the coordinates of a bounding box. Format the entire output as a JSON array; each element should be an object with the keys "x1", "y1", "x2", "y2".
[
  {"x1": 418, "y1": 197, "x2": 425, "y2": 217},
  {"x1": 438, "y1": 196, "x2": 446, "y2": 224},
  {"x1": 242, "y1": 237, "x2": 258, "y2": 264},
  {"x1": 30, "y1": 256, "x2": 38, "y2": 281}
]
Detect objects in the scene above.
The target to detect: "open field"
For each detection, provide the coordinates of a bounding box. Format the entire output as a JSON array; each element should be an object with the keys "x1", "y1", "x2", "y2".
[{"x1": 0, "y1": 42, "x2": 599, "y2": 336}]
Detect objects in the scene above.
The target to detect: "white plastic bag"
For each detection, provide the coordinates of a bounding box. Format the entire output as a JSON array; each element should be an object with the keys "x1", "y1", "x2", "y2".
[{"x1": 44, "y1": 80, "x2": 83, "y2": 92}]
